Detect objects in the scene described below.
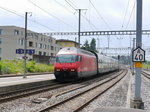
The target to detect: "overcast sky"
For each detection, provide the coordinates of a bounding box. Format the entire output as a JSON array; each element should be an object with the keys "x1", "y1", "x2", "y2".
[{"x1": 0, "y1": 0, "x2": 150, "y2": 50}]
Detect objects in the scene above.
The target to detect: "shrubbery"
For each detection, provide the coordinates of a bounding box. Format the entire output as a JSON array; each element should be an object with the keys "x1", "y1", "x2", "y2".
[
  {"x1": 0, "y1": 60, "x2": 54, "y2": 75},
  {"x1": 143, "y1": 63, "x2": 150, "y2": 69}
]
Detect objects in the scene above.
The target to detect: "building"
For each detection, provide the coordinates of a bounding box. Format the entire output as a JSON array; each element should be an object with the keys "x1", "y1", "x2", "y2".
[
  {"x1": 56, "y1": 39, "x2": 79, "y2": 48},
  {"x1": 0, "y1": 26, "x2": 62, "y2": 64}
]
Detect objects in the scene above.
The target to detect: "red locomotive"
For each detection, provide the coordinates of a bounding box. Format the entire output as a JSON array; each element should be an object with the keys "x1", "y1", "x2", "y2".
[{"x1": 54, "y1": 47, "x2": 119, "y2": 81}]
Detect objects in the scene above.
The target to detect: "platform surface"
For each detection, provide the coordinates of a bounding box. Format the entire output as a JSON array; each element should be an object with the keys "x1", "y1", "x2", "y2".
[
  {"x1": 0, "y1": 74, "x2": 55, "y2": 87},
  {"x1": 94, "y1": 107, "x2": 147, "y2": 112}
]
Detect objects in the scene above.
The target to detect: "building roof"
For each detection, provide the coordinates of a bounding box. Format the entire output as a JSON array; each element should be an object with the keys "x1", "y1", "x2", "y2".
[{"x1": 56, "y1": 39, "x2": 79, "y2": 44}]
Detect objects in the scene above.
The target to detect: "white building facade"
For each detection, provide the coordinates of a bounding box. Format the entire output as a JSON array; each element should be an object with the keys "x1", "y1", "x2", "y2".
[{"x1": 0, "y1": 26, "x2": 62, "y2": 63}]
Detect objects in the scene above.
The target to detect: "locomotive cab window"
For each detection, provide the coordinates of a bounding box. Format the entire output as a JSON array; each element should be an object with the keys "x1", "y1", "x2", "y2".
[
  {"x1": 56, "y1": 55, "x2": 81, "y2": 63},
  {"x1": 77, "y1": 55, "x2": 82, "y2": 62}
]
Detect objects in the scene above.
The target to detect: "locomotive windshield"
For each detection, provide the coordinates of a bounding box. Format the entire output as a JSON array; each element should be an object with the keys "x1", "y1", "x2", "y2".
[{"x1": 56, "y1": 55, "x2": 81, "y2": 63}]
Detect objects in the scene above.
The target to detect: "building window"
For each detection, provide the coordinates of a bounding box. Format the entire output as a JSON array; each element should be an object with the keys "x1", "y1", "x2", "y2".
[
  {"x1": 21, "y1": 39, "x2": 24, "y2": 46},
  {"x1": 29, "y1": 41, "x2": 33, "y2": 47},
  {"x1": 39, "y1": 51, "x2": 42, "y2": 55},
  {"x1": 38, "y1": 43, "x2": 42, "y2": 49},
  {"x1": 35, "y1": 34, "x2": 39, "y2": 40},
  {"x1": 43, "y1": 52, "x2": 46, "y2": 56},
  {"x1": 14, "y1": 29, "x2": 19, "y2": 35},
  {"x1": 18, "y1": 39, "x2": 24, "y2": 46},
  {"x1": 51, "y1": 46, "x2": 54, "y2": 50},
  {"x1": 36, "y1": 43, "x2": 38, "y2": 48},
  {"x1": 0, "y1": 29, "x2": 3, "y2": 35},
  {"x1": 51, "y1": 39, "x2": 53, "y2": 43},
  {"x1": 0, "y1": 48, "x2": 2, "y2": 54},
  {"x1": 36, "y1": 51, "x2": 38, "y2": 54},
  {"x1": 48, "y1": 45, "x2": 49, "y2": 50},
  {"x1": 41, "y1": 37, "x2": 43, "y2": 41},
  {"x1": 51, "y1": 53, "x2": 53, "y2": 56},
  {"x1": 44, "y1": 44, "x2": 47, "y2": 49},
  {"x1": 0, "y1": 38, "x2": 2, "y2": 44}
]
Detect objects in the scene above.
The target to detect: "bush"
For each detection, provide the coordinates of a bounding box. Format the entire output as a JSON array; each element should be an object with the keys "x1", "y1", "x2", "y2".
[
  {"x1": 0, "y1": 60, "x2": 54, "y2": 74},
  {"x1": 27, "y1": 61, "x2": 36, "y2": 73},
  {"x1": 0, "y1": 60, "x2": 23, "y2": 74}
]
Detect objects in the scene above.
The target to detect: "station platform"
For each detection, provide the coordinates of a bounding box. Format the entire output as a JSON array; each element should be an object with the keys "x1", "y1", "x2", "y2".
[
  {"x1": 0, "y1": 74, "x2": 55, "y2": 93},
  {"x1": 94, "y1": 107, "x2": 147, "y2": 112}
]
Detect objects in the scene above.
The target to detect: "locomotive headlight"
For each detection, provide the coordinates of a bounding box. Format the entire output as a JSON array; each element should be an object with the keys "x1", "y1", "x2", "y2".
[
  {"x1": 56, "y1": 69, "x2": 60, "y2": 71},
  {"x1": 71, "y1": 69, "x2": 75, "y2": 71}
]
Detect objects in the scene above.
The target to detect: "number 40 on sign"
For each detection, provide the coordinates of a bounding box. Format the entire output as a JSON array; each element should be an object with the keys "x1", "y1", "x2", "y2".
[{"x1": 132, "y1": 47, "x2": 145, "y2": 62}]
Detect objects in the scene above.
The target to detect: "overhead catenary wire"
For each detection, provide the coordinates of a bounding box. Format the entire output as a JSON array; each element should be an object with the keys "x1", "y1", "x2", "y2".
[
  {"x1": 89, "y1": 0, "x2": 111, "y2": 30},
  {"x1": 54, "y1": 0, "x2": 75, "y2": 15},
  {"x1": 0, "y1": 6, "x2": 24, "y2": 18},
  {"x1": 121, "y1": 0, "x2": 131, "y2": 28},
  {"x1": 54, "y1": 0, "x2": 79, "y2": 22},
  {"x1": 125, "y1": 1, "x2": 136, "y2": 29},
  {"x1": 27, "y1": 0, "x2": 77, "y2": 31},
  {"x1": 89, "y1": 0, "x2": 122, "y2": 40},
  {"x1": 81, "y1": 14, "x2": 98, "y2": 30},
  {"x1": 65, "y1": 0, "x2": 98, "y2": 30},
  {"x1": 67, "y1": 0, "x2": 78, "y2": 8},
  {"x1": 0, "y1": 6, "x2": 55, "y2": 31},
  {"x1": 64, "y1": 0, "x2": 77, "y2": 10}
]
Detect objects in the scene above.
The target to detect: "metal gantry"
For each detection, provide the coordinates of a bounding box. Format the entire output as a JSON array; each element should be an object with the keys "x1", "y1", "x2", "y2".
[
  {"x1": 28, "y1": 30, "x2": 150, "y2": 36},
  {"x1": 97, "y1": 47, "x2": 150, "y2": 56}
]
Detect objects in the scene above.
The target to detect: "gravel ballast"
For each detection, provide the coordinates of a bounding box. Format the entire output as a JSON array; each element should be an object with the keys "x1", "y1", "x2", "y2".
[{"x1": 80, "y1": 70, "x2": 131, "y2": 112}]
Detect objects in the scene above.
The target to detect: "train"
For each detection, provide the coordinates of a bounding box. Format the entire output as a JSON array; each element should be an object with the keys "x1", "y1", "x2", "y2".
[{"x1": 54, "y1": 47, "x2": 119, "y2": 81}]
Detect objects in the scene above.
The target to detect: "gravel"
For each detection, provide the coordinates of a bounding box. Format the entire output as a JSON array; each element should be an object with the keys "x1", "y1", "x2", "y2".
[
  {"x1": 141, "y1": 74, "x2": 150, "y2": 110},
  {"x1": 80, "y1": 70, "x2": 150, "y2": 112},
  {"x1": 80, "y1": 70, "x2": 131, "y2": 112},
  {"x1": 0, "y1": 83, "x2": 87, "y2": 112},
  {"x1": 131, "y1": 70, "x2": 150, "y2": 111}
]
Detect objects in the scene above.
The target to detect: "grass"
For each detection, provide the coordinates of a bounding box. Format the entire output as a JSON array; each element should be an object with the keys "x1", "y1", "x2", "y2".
[
  {"x1": 0, "y1": 60, "x2": 54, "y2": 75},
  {"x1": 143, "y1": 63, "x2": 150, "y2": 69}
]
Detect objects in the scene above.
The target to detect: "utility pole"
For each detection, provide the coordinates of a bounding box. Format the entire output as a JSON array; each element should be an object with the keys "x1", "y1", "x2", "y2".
[
  {"x1": 97, "y1": 38, "x2": 100, "y2": 49},
  {"x1": 23, "y1": 12, "x2": 32, "y2": 78},
  {"x1": 76, "y1": 9, "x2": 87, "y2": 48},
  {"x1": 78, "y1": 9, "x2": 81, "y2": 48},
  {"x1": 107, "y1": 35, "x2": 110, "y2": 48},
  {"x1": 131, "y1": 0, "x2": 144, "y2": 109},
  {"x1": 23, "y1": 12, "x2": 28, "y2": 78}
]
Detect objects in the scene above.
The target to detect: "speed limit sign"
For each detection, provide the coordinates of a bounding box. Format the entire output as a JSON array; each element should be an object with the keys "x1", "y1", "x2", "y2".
[{"x1": 132, "y1": 47, "x2": 145, "y2": 62}]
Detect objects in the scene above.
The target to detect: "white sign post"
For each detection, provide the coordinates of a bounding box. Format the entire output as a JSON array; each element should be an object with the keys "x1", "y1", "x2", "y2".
[{"x1": 131, "y1": 47, "x2": 145, "y2": 109}]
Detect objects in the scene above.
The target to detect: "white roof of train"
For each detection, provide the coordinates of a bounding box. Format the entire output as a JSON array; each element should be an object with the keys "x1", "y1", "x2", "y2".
[
  {"x1": 57, "y1": 47, "x2": 118, "y2": 62},
  {"x1": 57, "y1": 47, "x2": 95, "y2": 56}
]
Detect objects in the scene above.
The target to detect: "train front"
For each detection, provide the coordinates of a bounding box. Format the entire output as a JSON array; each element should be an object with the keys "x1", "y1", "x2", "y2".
[{"x1": 54, "y1": 53, "x2": 81, "y2": 81}]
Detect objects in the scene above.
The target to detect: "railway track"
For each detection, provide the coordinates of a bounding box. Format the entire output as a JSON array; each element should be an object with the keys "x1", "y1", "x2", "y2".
[
  {"x1": 39, "y1": 69, "x2": 127, "y2": 112},
  {"x1": 0, "y1": 81, "x2": 68, "y2": 103},
  {"x1": 0, "y1": 70, "x2": 120, "y2": 104},
  {"x1": 142, "y1": 71, "x2": 150, "y2": 80}
]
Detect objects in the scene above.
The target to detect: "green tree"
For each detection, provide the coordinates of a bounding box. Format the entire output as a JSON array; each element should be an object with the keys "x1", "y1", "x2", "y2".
[
  {"x1": 81, "y1": 39, "x2": 90, "y2": 50},
  {"x1": 90, "y1": 38, "x2": 96, "y2": 51}
]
